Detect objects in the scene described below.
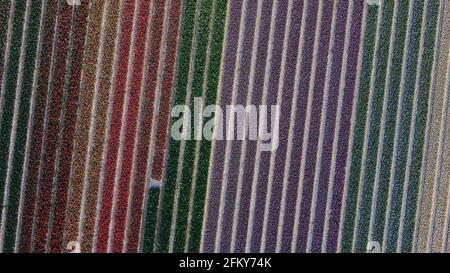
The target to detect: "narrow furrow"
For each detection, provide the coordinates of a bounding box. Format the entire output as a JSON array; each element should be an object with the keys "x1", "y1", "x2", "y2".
[
  {"x1": 369, "y1": 0, "x2": 410, "y2": 249},
  {"x1": 80, "y1": 0, "x2": 121, "y2": 253},
  {"x1": 152, "y1": 0, "x2": 198, "y2": 253},
  {"x1": 171, "y1": 0, "x2": 215, "y2": 253},
  {"x1": 47, "y1": 2, "x2": 89, "y2": 253},
  {"x1": 400, "y1": 0, "x2": 440, "y2": 252},
  {"x1": 339, "y1": 3, "x2": 379, "y2": 253},
  {"x1": 352, "y1": 0, "x2": 394, "y2": 253},
  {"x1": 230, "y1": 0, "x2": 272, "y2": 253},
  {"x1": 415, "y1": 0, "x2": 448, "y2": 252},
  {"x1": 95, "y1": 0, "x2": 136, "y2": 252},
  {"x1": 138, "y1": 0, "x2": 183, "y2": 253},
  {"x1": 0, "y1": 0, "x2": 12, "y2": 91},
  {"x1": 382, "y1": 0, "x2": 425, "y2": 253},
  {"x1": 309, "y1": 0, "x2": 349, "y2": 253},
  {"x1": 17, "y1": 0, "x2": 58, "y2": 253},
  {"x1": 109, "y1": 0, "x2": 153, "y2": 253},
  {"x1": 278, "y1": 0, "x2": 318, "y2": 252},
  {"x1": 0, "y1": 0, "x2": 27, "y2": 228},
  {"x1": 258, "y1": 0, "x2": 303, "y2": 253},
  {"x1": 247, "y1": 0, "x2": 287, "y2": 253},
  {"x1": 324, "y1": 0, "x2": 364, "y2": 253},
  {"x1": 63, "y1": 0, "x2": 105, "y2": 249},
  {"x1": 186, "y1": 0, "x2": 227, "y2": 253},
  {"x1": 215, "y1": 0, "x2": 255, "y2": 253},
  {"x1": 32, "y1": 1, "x2": 73, "y2": 253},
  {"x1": 380, "y1": 0, "x2": 425, "y2": 253},
  {"x1": 0, "y1": 0, "x2": 43, "y2": 253},
  {"x1": 294, "y1": 0, "x2": 334, "y2": 252},
  {"x1": 200, "y1": 0, "x2": 241, "y2": 253},
  {"x1": 127, "y1": 0, "x2": 181, "y2": 253}
]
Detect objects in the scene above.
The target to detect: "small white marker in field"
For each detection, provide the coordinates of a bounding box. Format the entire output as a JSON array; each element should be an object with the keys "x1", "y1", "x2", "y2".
[
  {"x1": 67, "y1": 0, "x2": 81, "y2": 6},
  {"x1": 148, "y1": 179, "x2": 162, "y2": 190},
  {"x1": 366, "y1": 241, "x2": 381, "y2": 253},
  {"x1": 66, "y1": 241, "x2": 81, "y2": 253},
  {"x1": 367, "y1": 0, "x2": 381, "y2": 6}
]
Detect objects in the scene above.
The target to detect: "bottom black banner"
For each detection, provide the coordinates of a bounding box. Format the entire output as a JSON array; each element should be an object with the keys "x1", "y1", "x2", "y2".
[{"x1": 0, "y1": 253, "x2": 441, "y2": 272}]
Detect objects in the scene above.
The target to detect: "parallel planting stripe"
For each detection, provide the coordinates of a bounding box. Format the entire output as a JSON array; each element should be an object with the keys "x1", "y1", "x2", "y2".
[
  {"x1": 18, "y1": 0, "x2": 58, "y2": 253},
  {"x1": 159, "y1": 0, "x2": 206, "y2": 253},
  {"x1": 152, "y1": 0, "x2": 199, "y2": 253},
  {"x1": 440, "y1": 3, "x2": 450, "y2": 252},
  {"x1": 139, "y1": 0, "x2": 185, "y2": 253},
  {"x1": 81, "y1": 0, "x2": 121, "y2": 253},
  {"x1": 340, "y1": 3, "x2": 379, "y2": 253},
  {"x1": 64, "y1": 0, "x2": 105, "y2": 248},
  {"x1": 309, "y1": 0, "x2": 349, "y2": 253},
  {"x1": 186, "y1": 0, "x2": 227, "y2": 253},
  {"x1": 150, "y1": 0, "x2": 184, "y2": 183},
  {"x1": 416, "y1": 0, "x2": 449, "y2": 252},
  {"x1": 279, "y1": 0, "x2": 318, "y2": 252},
  {"x1": 403, "y1": 0, "x2": 440, "y2": 253},
  {"x1": 108, "y1": 0, "x2": 153, "y2": 253},
  {"x1": 258, "y1": 0, "x2": 301, "y2": 253},
  {"x1": 0, "y1": 0, "x2": 448, "y2": 253},
  {"x1": 0, "y1": 0, "x2": 27, "y2": 230},
  {"x1": 427, "y1": 0, "x2": 450, "y2": 253},
  {"x1": 230, "y1": 0, "x2": 273, "y2": 253},
  {"x1": 352, "y1": 0, "x2": 395, "y2": 253},
  {"x1": 218, "y1": 0, "x2": 259, "y2": 246},
  {"x1": 430, "y1": 48, "x2": 450, "y2": 253},
  {"x1": 324, "y1": 0, "x2": 365, "y2": 253},
  {"x1": 202, "y1": 0, "x2": 241, "y2": 253},
  {"x1": 0, "y1": 0, "x2": 43, "y2": 253},
  {"x1": 129, "y1": 0, "x2": 168, "y2": 252},
  {"x1": 0, "y1": 0, "x2": 12, "y2": 95},
  {"x1": 294, "y1": 0, "x2": 334, "y2": 253},
  {"x1": 383, "y1": 0, "x2": 425, "y2": 253},
  {"x1": 442, "y1": 56, "x2": 450, "y2": 252},
  {"x1": 32, "y1": 1, "x2": 73, "y2": 253},
  {"x1": 127, "y1": 0, "x2": 181, "y2": 253},
  {"x1": 215, "y1": 0, "x2": 255, "y2": 253},
  {"x1": 275, "y1": 0, "x2": 308, "y2": 253},
  {"x1": 14, "y1": 0, "x2": 48, "y2": 252},
  {"x1": 95, "y1": 0, "x2": 136, "y2": 253},
  {"x1": 386, "y1": 1, "x2": 424, "y2": 252},
  {"x1": 248, "y1": 0, "x2": 287, "y2": 253},
  {"x1": 171, "y1": 0, "x2": 214, "y2": 253},
  {"x1": 47, "y1": 2, "x2": 89, "y2": 253},
  {"x1": 368, "y1": 0, "x2": 410, "y2": 249}
]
